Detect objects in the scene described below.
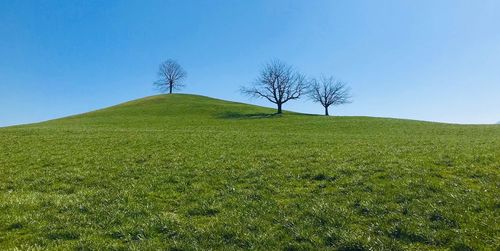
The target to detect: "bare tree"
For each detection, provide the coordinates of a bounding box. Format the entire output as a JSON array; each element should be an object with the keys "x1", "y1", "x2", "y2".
[
  {"x1": 242, "y1": 60, "x2": 307, "y2": 114},
  {"x1": 154, "y1": 59, "x2": 187, "y2": 94},
  {"x1": 309, "y1": 76, "x2": 352, "y2": 116}
]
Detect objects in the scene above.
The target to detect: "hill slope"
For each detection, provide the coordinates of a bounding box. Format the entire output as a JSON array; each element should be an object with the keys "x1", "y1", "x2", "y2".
[{"x1": 1, "y1": 94, "x2": 499, "y2": 250}]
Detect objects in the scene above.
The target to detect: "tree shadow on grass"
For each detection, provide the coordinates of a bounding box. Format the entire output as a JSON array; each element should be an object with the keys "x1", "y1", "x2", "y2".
[{"x1": 216, "y1": 111, "x2": 282, "y2": 120}]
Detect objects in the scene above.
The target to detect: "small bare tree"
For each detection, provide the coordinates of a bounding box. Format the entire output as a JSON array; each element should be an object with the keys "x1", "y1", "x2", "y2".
[
  {"x1": 242, "y1": 60, "x2": 307, "y2": 114},
  {"x1": 154, "y1": 59, "x2": 187, "y2": 94},
  {"x1": 309, "y1": 76, "x2": 352, "y2": 116}
]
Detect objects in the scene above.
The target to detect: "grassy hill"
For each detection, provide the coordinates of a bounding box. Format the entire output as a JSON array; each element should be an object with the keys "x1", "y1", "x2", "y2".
[{"x1": 0, "y1": 94, "x2": 498, "y2": 250}]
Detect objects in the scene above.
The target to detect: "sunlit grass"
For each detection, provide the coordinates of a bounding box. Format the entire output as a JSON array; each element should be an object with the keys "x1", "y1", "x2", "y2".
[{"x1": 1, "y1": 94, "x2": 498, "y2": 250}]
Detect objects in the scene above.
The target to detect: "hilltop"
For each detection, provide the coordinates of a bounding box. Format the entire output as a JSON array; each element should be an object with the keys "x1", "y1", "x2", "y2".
[{"x1": 0, "y1": 94, "x2": 499, "y2": 250}]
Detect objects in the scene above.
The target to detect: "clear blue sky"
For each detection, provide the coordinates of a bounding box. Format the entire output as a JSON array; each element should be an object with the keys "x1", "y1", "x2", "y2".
[{"x1": 1, "y1": 0, "x2": 499, "y2": 126}]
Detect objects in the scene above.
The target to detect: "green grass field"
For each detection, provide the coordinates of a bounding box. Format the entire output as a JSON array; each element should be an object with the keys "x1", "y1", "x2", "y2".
[{"x1": 1, "y1": 94, "x2": 499, "y2": 250}]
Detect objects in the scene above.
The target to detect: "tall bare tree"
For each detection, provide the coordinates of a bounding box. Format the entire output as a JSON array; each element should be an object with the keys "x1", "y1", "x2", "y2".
[
  {"x1": 154, "y1": 59, "x2": 187, "y2": 94},
  {"x1": 309, "y1": 76, "x2": 352, "y2": 116},
  {"x1": 242, "y1": 60, "x2": 307, "y2": 114}
]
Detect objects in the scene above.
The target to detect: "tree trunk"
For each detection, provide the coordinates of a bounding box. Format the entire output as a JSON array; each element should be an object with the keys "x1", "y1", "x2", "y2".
[
  {"x1": 277, "y1": 103, "x2": 282, "y2": 114},
  {"x1": 325, "y1": 106, "x2": 329, "y2": 116},
  {"x1": 169, "y1": 84, "x2": 173, "y2": 94}
]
